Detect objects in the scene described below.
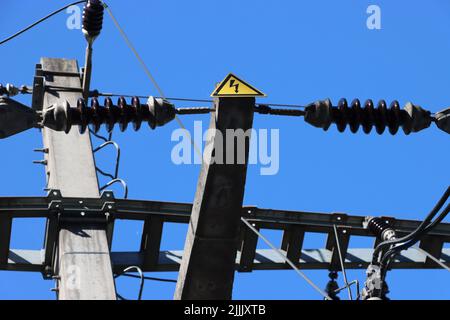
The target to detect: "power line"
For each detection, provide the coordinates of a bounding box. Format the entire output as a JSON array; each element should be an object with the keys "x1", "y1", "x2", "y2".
[
  {"x1": 91, "y1": 91, "x2": 307, "y2": 109},
  {"x1": 103, "y1": 3, "x2": 204, "y2": 160},
  {"x1": 0, "y1": 1, "x2": 86, "y2": 46},
  {"x1": 119, "y1": 273, "x2": 177, "y2": 283}
]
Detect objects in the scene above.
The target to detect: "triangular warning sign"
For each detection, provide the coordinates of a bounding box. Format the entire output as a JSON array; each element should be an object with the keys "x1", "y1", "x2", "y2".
[{"x1": 211, "y1": 73, "x2": 266, "y2": 98}]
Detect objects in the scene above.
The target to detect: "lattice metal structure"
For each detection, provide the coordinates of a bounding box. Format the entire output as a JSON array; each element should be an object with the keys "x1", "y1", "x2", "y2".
[{"x1": 1, "y1": 191, "x2": 450, "y2": 275}]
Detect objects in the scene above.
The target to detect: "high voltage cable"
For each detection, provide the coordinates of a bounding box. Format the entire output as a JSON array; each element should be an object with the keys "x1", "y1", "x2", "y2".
[
  {"x1": 0, "y1": 1, "x2": 86, "y2": 46},
  {"x1": 92, "y1": 91, "x2": 307, "y2": 109}
]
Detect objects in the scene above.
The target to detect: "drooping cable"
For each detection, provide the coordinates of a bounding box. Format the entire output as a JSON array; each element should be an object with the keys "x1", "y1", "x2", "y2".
[
  {"x1": 371, "y1": 187, "x2": 450, "y2": 298},
  {"x1": 380, "y1": 201, "x2": 450, "y2": 269},
  {"x1": 0, "y1": 1, "x2": 86, "y2": 46},
  {"x1": 90, "y1": 128, "x2": 128, "y2": 199},
  {"x1": 114, "y1": 266, "x2": 145, "y2": 300},
  {"x1": 119, "y1": 273, "x2": 177, "y2": 283},
  {"x1": 374, "y1": 186, "x2": 450, "y2": 262},
  {"x1": 114, "y1": 267, "x2": 177, "y2": 300}
]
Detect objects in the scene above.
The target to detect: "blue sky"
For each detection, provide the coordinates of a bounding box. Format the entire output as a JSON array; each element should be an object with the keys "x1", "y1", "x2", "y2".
[{"x1": 0, "y1": 0, "x2": 449, "y2": 300}]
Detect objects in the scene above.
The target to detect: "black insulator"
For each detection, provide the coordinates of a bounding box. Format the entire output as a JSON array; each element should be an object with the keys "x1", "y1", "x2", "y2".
[
  {"x1": 435, "y1": 107, "x2": 450, "y2": 134},
  {"x1": 367, "y1": 218, "x2": 391, "y2": 238},
  {"x1": 305, "y1": 99, "x2": 432, "y2": 135},
  {"x1": 42, "y1": 97, "x2": 176, "y2": 134},
  {"x1": 82, "y1": 0, "x2": 104, "y2": 40},
  {"x1": 325, "y1": 272, "x2": 340, "y2": 300},
  {"x1": 366, "y1": 217, "x2": 396, "y2": 242},
  {"x1": 0, "y1": 84, "x2": 7, "y2": 96}
]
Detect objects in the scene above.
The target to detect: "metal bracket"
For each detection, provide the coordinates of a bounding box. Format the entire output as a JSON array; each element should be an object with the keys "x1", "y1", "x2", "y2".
[
  {"x1": 42, "y1": 190, "x2": 117, "y2": 278},
  {"x1": 45, "y1": 189, "x2": 115, "y2": 223},
  {"x1": 326, "y1": 213, "x2": 350, "y2": 271}
]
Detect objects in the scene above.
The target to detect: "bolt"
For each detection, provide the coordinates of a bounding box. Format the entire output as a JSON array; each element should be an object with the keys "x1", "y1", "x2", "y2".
[
  {"x1": 33, "y1": 148, "x2": 49, "y2": 153},
  {"x1": 33, "y1": 160, "x2": 47, "y2": 165}
]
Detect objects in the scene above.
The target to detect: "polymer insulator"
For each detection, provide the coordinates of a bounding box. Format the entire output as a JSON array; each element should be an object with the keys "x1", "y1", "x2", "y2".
[
  {"x1": 304, "y1": 99, "x2": 432, "y2": 135},
  {"x1": 82, "y1": 0, "x2": 104, "y2": 41},
  {"x1": 366, "y1": 217, "x2": 396, "y2": 241},
  {"x1": 42, "y1": 96, "x2": 176, "y2": 134}
]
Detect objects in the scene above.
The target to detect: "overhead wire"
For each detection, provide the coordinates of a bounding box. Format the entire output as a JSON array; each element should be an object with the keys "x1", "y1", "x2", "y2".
[
  {"x1": 0, "y1": 1, "x2": 86, "y2": 46},
  {"x1": 91, "y1": 91, "x2": 307, "y2": 109},
  {"x1": 103, "y1": 3, "x2": 204, "y2": 160},
  {"x1": 3, "y1": 0, "x2": 449, "y2": 300}
]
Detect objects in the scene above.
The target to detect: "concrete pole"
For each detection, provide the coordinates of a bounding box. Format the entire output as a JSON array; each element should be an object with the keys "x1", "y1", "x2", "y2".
[
  {"x1": 174, "y1": 97, "x2": 255, "y2": 300},
  {"x1": 38, "y1": 58, "x2": 116, "y2": 300}
]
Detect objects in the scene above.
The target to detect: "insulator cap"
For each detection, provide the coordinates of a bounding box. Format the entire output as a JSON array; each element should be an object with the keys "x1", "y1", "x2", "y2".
[
  {"x1": 82, "y1": 0, "x2": 104, "y2": 40},
  {"x1": 435, "y1": 107, "x2": 450, "y2": 134},
  {"x1": 304, "y1": 99, "x2": 333, "y2": 130},
  {"x1": 147, "y1": 97, "x2": 176, "y2": 129}
]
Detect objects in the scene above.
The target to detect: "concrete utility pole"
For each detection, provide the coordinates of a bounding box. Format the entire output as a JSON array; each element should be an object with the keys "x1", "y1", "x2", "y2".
[
  {"x1": 175, "y1": 97, "x2": 255, "y2": 300},
  {"x1": 38, "y1": 58, "x2": 116, "y2": 300}
]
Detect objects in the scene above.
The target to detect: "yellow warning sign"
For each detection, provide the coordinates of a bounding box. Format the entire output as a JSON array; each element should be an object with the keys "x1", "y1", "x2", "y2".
[{"x1": 211, "y1": 73, "x2": 266, "y2": 98}]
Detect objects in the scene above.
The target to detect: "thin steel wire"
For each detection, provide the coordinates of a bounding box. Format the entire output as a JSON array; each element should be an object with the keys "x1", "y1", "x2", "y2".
[
  {"x1": 0, "y1": 1, "x2": 86, "y2": 46},
  {"x1": 103, "y1": 3, "x2": 203, "y2": 160},
  {"x1": 241, "y1": 217, "x2": 332, "y2": 300},
  {"x1": 413, "y1": 246, "x2": 450, "y2": 273},
  {"x1": 332, "y1": 224, "x2": 352, "y2": 300}
]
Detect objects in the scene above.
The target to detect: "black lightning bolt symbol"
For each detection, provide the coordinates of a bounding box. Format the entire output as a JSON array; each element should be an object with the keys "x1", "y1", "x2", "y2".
[{"x1": 229, "y1": 79, "x2": 239, "y2": 93}]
